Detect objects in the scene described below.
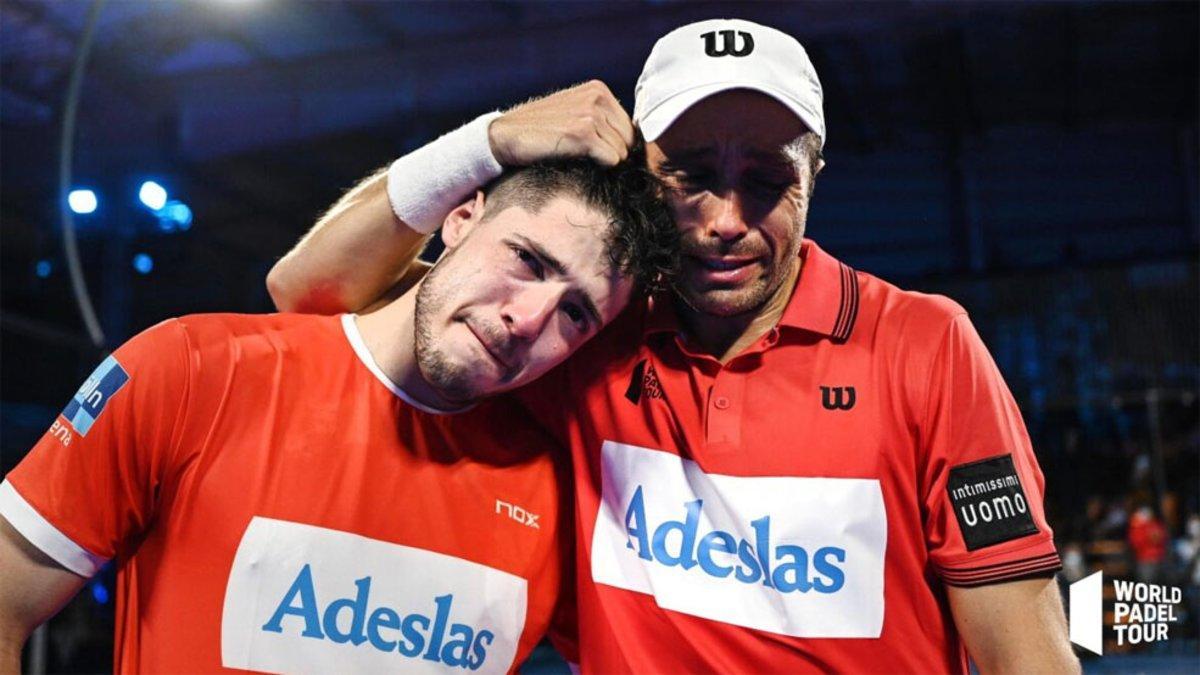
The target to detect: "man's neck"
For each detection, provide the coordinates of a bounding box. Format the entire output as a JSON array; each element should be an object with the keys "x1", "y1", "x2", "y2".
[
  {"x1": 677, "y1": 257, "x2": 802, "y2": 364},
  {"x1": 353, "y1": 286, "x2": 465, "y2": 412}
]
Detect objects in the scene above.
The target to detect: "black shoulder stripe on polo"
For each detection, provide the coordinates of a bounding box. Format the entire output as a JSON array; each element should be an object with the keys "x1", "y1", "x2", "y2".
[
  {"x1": 625, "y1": 359, "x2": 647, "y2": 404},
  {"x1": 832, "y1": 263, "x2": 859, "y2": 342},
  {"x1": 941, "y1": 564, "x2": 1063, "y2": 588},
  {"x1": 940, "y1": 555, "x2": 1063, "y2": 587}
]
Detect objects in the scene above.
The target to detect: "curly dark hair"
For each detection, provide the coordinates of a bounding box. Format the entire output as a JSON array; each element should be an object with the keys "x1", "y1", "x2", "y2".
[{"x1": 480, "y1": 143, "x2": 679, "y2": 293}]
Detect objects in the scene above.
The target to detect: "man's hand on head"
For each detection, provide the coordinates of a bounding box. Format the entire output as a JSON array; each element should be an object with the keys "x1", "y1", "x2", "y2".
[
  {"x1": 489, "y1": 80, "x2": 635, "y2": 167},
  {"x1": 269, "y1": 81, "x2": 637, "y2": 316}
]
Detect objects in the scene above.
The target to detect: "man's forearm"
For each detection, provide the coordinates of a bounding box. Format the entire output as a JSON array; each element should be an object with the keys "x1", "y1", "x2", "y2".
[
  {"x1": 0, "y1": 635, "x2": 22, "y2": 675},
  {"x1": 0, "y1": 515, "x2": 90, "y2": 675},
  {"x1": 267, "y1": 166, "x2": 431, "y2": 314},
  {"x1": 267, "y1": 81, "x2": 636, "y2": 315},
  {"x1": 948, "y1": 576, "x2": 1079, "y2": 674},
  {"x1": 0, "y1": 629, "x2": 24, "y2": 672}
]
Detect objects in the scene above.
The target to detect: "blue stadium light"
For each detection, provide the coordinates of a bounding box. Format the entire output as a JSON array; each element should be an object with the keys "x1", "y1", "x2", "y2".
[
  {"x1": 157, "y1": 200, "x2": 193, "y2": 232},
  {"x1": 167, "y1": 201, "x2": 193, "y2": 229},
  {"x1": 138, "y1": 181, "x2": 168, "y2": 211},
  {"x1": 91, "y1": 581, "x2": 109, "y2": 605},
  {"x1": 35, "y1": 259, "x2": 52, "y2": 278},
  {"x1": 68, "y1": 188, "x2": 98, "y2": 214},
  {"x1": 132, "y1": 253, "x2": 154, "y2": 275}
]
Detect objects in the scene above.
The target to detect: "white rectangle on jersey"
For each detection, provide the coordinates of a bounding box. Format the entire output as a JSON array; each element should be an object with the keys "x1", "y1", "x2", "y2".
[
  {"x1": 222, "y1": 517, "x2": 527, "y2": 674},
  {"x1": 591, "y1": 441, "x2": 887, "y2": 638}
]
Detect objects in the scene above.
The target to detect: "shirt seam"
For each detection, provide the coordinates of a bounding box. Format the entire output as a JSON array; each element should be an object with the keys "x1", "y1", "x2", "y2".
[
  {"x1": 919, "y1": 312, "x2": 970, "y2": 431},
  {"x1": 934, "y1": 532, "x2": 1059, "y2": 572},
  {"x1": 938, "y1": 551, "x2": 1061, "y2": 575},
  {"x1": 941, "y1": 564, "x2": 1063, "y2": 588},
  {"x1": 167, "y1": 318, "x2": 194, "y2": 478}
]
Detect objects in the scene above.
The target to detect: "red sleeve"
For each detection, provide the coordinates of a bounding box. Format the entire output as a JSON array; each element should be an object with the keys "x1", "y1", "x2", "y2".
[
  {"x1": 0, "y1": 319, "x2": 191, "y2": 576},
  {"x1": 920, "y1": 313, "x2": 1062, "y2": 587}
]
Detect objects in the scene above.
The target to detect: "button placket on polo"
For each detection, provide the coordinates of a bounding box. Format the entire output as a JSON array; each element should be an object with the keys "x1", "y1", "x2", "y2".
[
  {"x1": 703, "y1": 326, "x2": 784, "y2": 454},
  {"x1": 706, "y1": 365, "x2": 746, "y2": 452}
]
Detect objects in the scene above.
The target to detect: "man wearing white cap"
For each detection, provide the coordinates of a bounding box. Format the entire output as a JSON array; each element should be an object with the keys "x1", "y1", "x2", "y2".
[{"x1": 269, "y1": 18, "x2": 1077, "y2": 673}]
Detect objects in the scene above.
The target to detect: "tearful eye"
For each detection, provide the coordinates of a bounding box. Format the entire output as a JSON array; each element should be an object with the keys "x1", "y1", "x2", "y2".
[
  {"x1": 513, "y1": 246, "x2": 544, "y2": 279},
  {"x1": 562, "y1": 303, "x2": 586, "y2": 327},
  {"x1": 746, "y1": 174, "x2": 791, "y2": 196},
  {"x1": 680, "y1": 171, "x2": 715, "y2": 191}
]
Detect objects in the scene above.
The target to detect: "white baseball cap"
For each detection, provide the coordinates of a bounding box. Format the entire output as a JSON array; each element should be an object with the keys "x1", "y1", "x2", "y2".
[{"x1": 633, "y1": 18, "x2": 826, "y2": 147}]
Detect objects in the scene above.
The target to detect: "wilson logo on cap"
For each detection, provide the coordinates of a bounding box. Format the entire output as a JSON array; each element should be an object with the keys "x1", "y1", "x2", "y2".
[
  {"x1": 701, "y1": 30, "x2": 754, "y2": 57},
  {"x1": 633, "y1": 18, "x2": 826, "y2": 144}
]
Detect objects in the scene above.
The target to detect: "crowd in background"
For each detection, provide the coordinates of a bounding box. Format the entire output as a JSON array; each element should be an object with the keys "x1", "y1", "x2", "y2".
[{"x1": 1049, "y1": 399, "x2": 1200, "y2": 657}]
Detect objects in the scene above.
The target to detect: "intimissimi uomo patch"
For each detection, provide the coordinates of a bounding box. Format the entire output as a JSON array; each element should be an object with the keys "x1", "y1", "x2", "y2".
[{"x1": 946, "y1": 454, "x2": 1039, "y2": 551}]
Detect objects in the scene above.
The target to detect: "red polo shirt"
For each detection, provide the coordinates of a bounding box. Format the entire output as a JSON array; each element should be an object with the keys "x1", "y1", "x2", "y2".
[
  {"x1": 3, "y1": 313, "x2": 570, "y2": 674},
  {"x1": 522, "y1": 239, "x2": 1061, "y2": 673}
]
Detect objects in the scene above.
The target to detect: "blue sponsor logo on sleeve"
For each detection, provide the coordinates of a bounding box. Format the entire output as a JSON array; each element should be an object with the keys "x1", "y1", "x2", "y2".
[{"x1": 62, "y1": 355, "x2": 129, "y2": 436}]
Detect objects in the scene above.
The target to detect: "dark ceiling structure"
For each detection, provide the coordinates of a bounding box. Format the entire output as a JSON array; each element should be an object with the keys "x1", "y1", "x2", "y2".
[{"x1": 1, "y1": 0, "x2": 1197, "y2": 435}]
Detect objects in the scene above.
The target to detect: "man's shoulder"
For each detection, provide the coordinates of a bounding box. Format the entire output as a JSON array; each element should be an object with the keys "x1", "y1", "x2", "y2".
[
  {"x1": 171, "y1": 311, "x2": 339, "y2": 340},
  {"x1": 118, "y1": 312, "x2": 347, "y2": 387},
  {"x1": 855, "y1": 270, "x2": 968, "y2": 343},
  {"x1": 167, "y1": 311, "x2": 343, "y2": 355}
]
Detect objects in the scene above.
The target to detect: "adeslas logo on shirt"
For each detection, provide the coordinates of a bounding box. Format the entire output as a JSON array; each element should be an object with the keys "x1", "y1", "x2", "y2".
[
  {"x1": 623, "y1": 486, "x2": 846, "y2": 593},
  {"x1": 222, "y1": 518, "x2": 527, "y2": 674},
  {"x1": 592, "y1": 441, "x2": 887, "y2": 638},
  {"x1": 261, "y1": 564, "x2": 494, "y2": 669}
]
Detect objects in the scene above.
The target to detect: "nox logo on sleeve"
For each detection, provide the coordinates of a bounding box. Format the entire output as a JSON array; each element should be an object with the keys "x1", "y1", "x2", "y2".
[
  {"x1": 591, "y1": 441, "x2": 887, "y2": 638},
  {"x1": 222, "y1": 518, "x2": 527, "y2": 674},
  {"x1": 946, "y1": 454, "x2": 1038, "y2": 551}
]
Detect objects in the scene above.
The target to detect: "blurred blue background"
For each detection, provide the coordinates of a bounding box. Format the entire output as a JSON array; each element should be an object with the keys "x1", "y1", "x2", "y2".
[{"x1": 1, "y1": 0, "x2": 1196, "y2": 672}]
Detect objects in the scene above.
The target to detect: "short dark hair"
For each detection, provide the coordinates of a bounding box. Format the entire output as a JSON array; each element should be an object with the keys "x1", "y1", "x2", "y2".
[{"x1": 481, "y1": 144, "x2": 679, "y2": 293}]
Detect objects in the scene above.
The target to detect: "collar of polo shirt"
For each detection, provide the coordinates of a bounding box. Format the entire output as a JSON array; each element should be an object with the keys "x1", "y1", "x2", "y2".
[{"x1": 645, "y1": 240, "x2": 860, "y2": 343}]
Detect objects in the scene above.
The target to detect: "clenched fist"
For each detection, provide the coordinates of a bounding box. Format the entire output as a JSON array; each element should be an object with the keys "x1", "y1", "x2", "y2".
[{"x1": 488, "y1": 80, "x2": 636, "y2": 167}]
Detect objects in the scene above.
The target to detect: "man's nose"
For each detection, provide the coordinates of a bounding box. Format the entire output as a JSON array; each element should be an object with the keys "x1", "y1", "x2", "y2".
[
  {"x1": 501, "y1": 286, "x2": 559, "y2": 340},
  {"x1": 703, "y1": 190, "x2": 750, "y2": 242}
]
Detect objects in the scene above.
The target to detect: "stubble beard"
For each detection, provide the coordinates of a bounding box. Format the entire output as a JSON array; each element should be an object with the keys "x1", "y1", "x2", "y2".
[
  {"x1": 674, "y1": 217, "x2": 807, "y2": 318},
  {"x1": 413, "y1": 254, "x2": 479, "y2": 404}
]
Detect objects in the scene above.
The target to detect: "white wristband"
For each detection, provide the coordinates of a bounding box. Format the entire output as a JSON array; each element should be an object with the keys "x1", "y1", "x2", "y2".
[{"x1": 386, "y1": 111, "x2": 505, "y2": 234}]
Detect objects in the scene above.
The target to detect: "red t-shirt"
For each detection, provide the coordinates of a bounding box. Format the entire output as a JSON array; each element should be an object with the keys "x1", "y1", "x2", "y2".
[
  {"x1": 1128, "y1": 508, "x2": 1167, "y2": 563},
  {"x1": 2, "y1": 312, "x2": 571, "y2": 674},
  {"x1": 521, "y1": 240, "x2": 1061, "y2": 673}
]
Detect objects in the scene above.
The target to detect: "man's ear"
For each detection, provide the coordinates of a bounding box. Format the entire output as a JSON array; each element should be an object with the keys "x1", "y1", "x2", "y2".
[{"x1": 441, "y1": 190, "x2": 486, "y2": 249}]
